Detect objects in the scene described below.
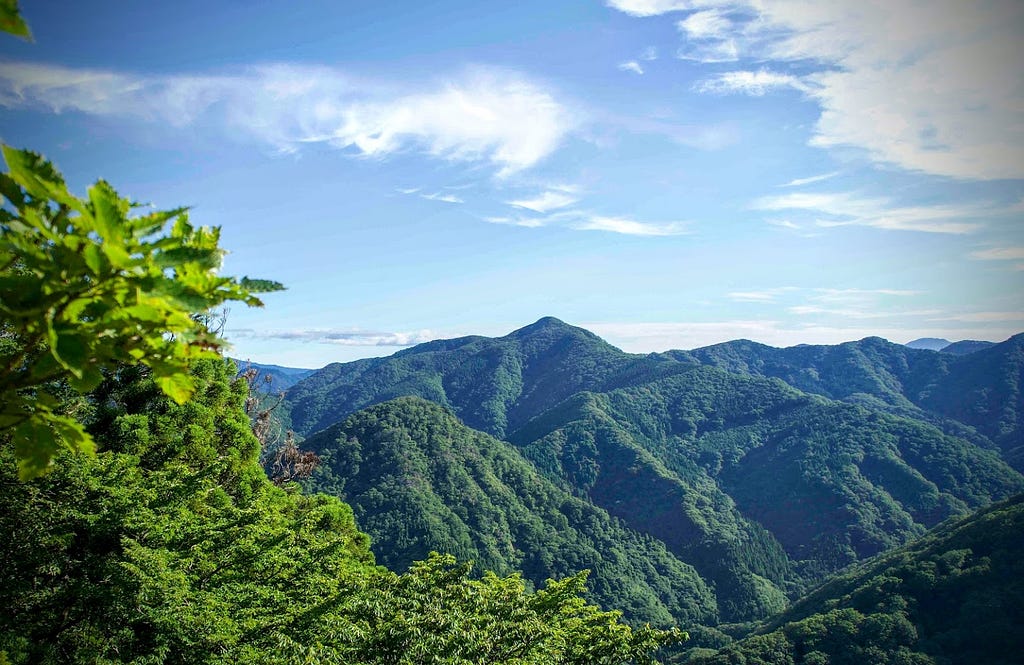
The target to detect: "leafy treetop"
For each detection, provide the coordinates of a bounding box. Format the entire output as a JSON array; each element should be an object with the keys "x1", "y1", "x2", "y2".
[{"x1": 0, "y1": 146, "x2": 282, "y2": 478}]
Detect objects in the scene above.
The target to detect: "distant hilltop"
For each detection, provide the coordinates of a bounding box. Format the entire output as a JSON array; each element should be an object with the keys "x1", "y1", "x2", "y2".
[{"x1": 906, "y1": 337, "x2": 995, "y2": 354}]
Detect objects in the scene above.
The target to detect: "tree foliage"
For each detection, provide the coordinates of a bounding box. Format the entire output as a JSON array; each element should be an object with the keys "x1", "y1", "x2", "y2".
[{"x1": 0, "y1": 147, "x2": 282, "y2": 478}]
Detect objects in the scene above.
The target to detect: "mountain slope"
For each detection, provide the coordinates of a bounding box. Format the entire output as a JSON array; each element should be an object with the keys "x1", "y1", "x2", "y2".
[
  {"x1": 303, "y1": 396, "x2": 718, "y2": 627},
  {"x1": 674, "y1": 334, "x2": 1024, "y2": 470},
  {"x1": 286, "y1": 317, "x2": 680, "y2": 439},
  {"x1": 510, "y1": 366, "x2": 1023, "y2": 591},
  {"x1": 687, "y1": 494, "x2": 1024, "y2": 664}
]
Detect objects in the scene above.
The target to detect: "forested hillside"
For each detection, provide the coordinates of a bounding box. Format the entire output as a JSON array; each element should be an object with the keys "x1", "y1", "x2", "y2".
[
  {"x1": 673, "y1": 334, "x2": 1024, "y2": 470},
  {"x1": 304, "y1": 397, "x2": 718, "y2": 627},
  {"x1": 685, "y1": 494, "x2": 1024, "y2": 664},
  {"x1": 284, "y1": 318, "x2": 1024, "y2": 627}
]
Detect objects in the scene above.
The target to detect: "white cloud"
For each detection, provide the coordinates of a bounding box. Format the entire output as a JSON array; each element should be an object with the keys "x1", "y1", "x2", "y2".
[
  {"x1": 0, "y1": 62, "x2": 573, "y2": 175},
  {"x1": 789, "y1": 305, "x2": 941, "y2": 320},
  {"x1": 483, "y1": 215, "x2": 550, "y2": 228},
  {"x1": 780, "y1": 172, "x2": 839, "y2": 187},
  {"x1": 618, "y1": 61, "x2": 644, "y2": 75},
  {"x1": 507, "y1": 190, "x2": 579, "y2": 213},
  {"x1": 572, "y1": 216, "x2": 690, "y2": 236},
  {"x1": 696, "y1": 69, "x2": 806, "y2": 95},
  {"x1": 638, "y1": 1, "x2": 1024, "y2": 180},
  {"x1": 970, "y1": 247, "x2": 1024, "y2": 261},
  {"x1": 677, "y1": 9, "x2": 732, "y2": 39},
  {"x1": 640, "y1": 46, "x2": 659, "y2": 61},
  {"x1": 753, "y1": 191, "x2": 986, "y2": 234},
  {"x1": 606, "y1": 0, "x2": 698, "y2": 17},
  {"x1": 421, "y1": 192, "x2": 464, "y2": 204},
  {"x1": 728, "y1": 291, "x2": 782, "y2": 302},
  {"x1": 233, "y1": 327, "x2": 438, "y2": 347},
  {"x1": 396, "y1": 187, "x2": 421, "y2": 195}
]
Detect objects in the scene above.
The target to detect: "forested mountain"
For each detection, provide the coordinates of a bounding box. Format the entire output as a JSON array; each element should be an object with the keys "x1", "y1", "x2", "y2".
[
  {"x1": 287, "y1": 316, "x2": 677, "y2": 439},
  {"x1": 304, "y1": 397, "x2": 718, "y2": 627},
  {"x1": 672, "y1": 333, "x2": 1024, "y2": 470},
  {"x1": 685, "y1": 494, "x2": 1024, "y2": 664},
  {"x1": 284, "y1": 318, "x2": 1024, "y2": 628}
]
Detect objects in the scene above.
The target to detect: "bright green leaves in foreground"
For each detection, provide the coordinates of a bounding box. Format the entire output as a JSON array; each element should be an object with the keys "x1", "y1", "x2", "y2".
[
  {"x1": 0, "y1": 0, "x2": 30, "y2": 40},
  {"x1": 0, "y1": 146, "x2": 282, "y2": 478}
]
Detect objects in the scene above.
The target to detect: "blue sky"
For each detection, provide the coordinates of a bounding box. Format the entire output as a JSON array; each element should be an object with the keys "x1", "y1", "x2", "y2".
[{"x1": 2, "y1": 0, "x2": 1022, "y2": 367}]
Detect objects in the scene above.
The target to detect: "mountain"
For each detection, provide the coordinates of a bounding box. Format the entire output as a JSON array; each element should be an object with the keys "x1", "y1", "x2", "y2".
[
  {"x1": 686, "y1": 494, "x2": 1024, "y2": 664},
  {"x1": 673, "y1": 333, "x2": 1024, "y2": 471},
  {"x1": 940, "y1": 339, "x2": 994, "y2": 355},
  {"x1": 905, "y1": 337, "x2": 951, "y2": 351},
  {"x1": 303, "y1": 397, "x2": 718, "y2": 627},
  {"x1": 232, "y1": 359, "x2": 316, "y2": 392},
  {"x1": 285, "y1": 319, "x2": 1024, "y2": 626},
  {"x1": 287, "y1": 317, "x2": 675, "y2": 439}
]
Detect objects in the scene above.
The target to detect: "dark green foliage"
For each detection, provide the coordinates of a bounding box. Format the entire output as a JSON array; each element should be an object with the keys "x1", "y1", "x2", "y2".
[
  {"x1": 0, "y1": 359, "x2": 679, "y2": 663},
  {"x1": 687, "y1": 495, "x2": 1024, "y2": 665},
  {"x1": 305, "y1": 396, "x2": 718, "y2": 627}
]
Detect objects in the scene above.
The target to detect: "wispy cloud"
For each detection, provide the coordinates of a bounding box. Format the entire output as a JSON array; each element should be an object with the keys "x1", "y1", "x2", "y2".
[
  {"x1": 930, "y1": 311, "x2": 1024, "y2": 323},
  {"x1": 640, "y1": 46, "x2": 659, "y2": 61},
  {"x1": 753, "y1": 191, "x2": 986, "y2": 234},
  {"x1": 614, "y1": 0, "x2": 1024, "y2": 180},
  {"x1": 572, "y1": 216, "x2": 690, "y2": 236},
  {"x1": 780, "y1": 172, "x2": 840, "y2": 187},
  {"x1": 696, "y1": 69, "x2": 806, "y2": 95},
  {"x1": 507, "y1": 189, "x2": 579, "y2": 213},
  {"x1": 727, "y1": 287, "x2": 799, "y2": 302},
  {"x1": 618, "y1": 61, "x2": 644, "y2": 75},
  {"x1": 421, "y1": 192, "x2": 464, "y2": 204},
  {"x1": 231, "y1": 327, "x2": 438, "y2": 347},
  {"x1": 970, "y1": 246, "x2": 1024, "y2": 261},
  {"x1": 605, "y1": 0, "x2": 694, "y2": 18},
  {"x1": 483, "y1": 210, "x2": 690, "y2": 236},
  {"x1": 0, "y1": 62, "x2": 574, "y2": 175}
]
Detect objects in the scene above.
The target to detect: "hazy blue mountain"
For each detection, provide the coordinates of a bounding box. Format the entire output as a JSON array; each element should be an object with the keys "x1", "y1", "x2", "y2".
[
  {"x1": 232, "y1": 359, "x2": 317, "y2": 392},
  {"x1": 940, "y1": 339, "x2": 995, "y2": 355},
  {"x1": 905, "y1": 337, "x2": 951, "y2": 351}
]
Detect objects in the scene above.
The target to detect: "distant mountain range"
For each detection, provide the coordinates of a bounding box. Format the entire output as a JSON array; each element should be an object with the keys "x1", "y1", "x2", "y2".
[
  {"x1": 267, "y1": 318, "x2": 1024, "y2": 634},
  {"x1": 905, "y1": 337, "x2": 995, "y2": 354}
]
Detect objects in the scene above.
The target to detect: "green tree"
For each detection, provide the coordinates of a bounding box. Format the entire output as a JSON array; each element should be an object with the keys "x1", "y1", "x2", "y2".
[{"x1": 0, "y1": 147, "x2": 282, "y2": 478}]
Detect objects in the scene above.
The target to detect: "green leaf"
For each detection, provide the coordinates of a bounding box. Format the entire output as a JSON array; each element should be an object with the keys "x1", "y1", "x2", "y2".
[
  {"x1": 13, "y1": 418, "x2": 57, "y2": 480},
  {"x1": 153, "y1": 246, "x2": 221, "y2": 270},
  {"x1": 240, "y1": 277, "x2": 286, "y2": 294},
  {"x1": 0, "y1": 0, "x2": 31, "y2": 40},
  {"x1": 52, "y1": 332, "x2": 90, "y2": 378},
  {"x1": 154, "y1": 372, "x2": 196, "y2": 404},
  {"x1": 82, "y1": 243, "x2": 105, "y2": 274},
  {"x1": 1, "y1": 146, "x2": 72, "y2": 206}
]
